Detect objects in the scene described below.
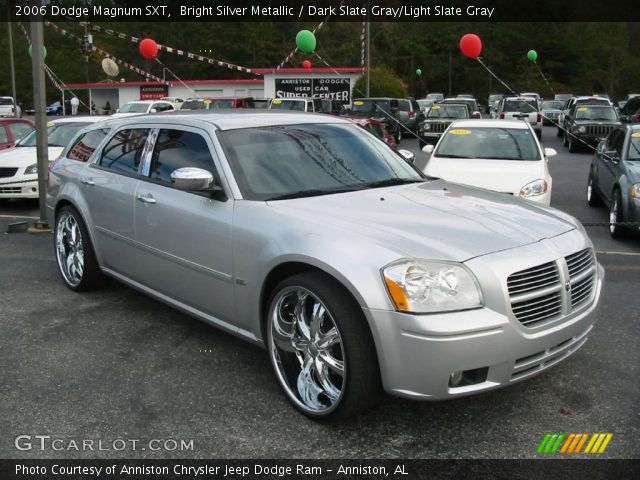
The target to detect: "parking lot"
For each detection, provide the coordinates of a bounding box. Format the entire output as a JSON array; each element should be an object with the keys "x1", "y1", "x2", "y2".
[{"x1": 1, "y1": 125, "x2": 638, "y2": 459}]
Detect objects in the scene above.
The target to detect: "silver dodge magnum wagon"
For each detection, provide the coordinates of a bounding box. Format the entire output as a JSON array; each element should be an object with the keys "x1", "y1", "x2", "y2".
[{"x1": 47, "y1": 111, "x2": 604, "y2": 419}]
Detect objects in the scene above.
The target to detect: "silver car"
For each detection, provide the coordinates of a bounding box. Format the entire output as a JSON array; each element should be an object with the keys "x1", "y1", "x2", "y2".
[{"x1": 47, "y1": 112, "x2": 604, "y2": 420}]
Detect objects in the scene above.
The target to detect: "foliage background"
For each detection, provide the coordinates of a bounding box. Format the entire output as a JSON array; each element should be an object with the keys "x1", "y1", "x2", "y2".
[{"x1": 1, "y1": 21, "x2": 639, "y2": 107}]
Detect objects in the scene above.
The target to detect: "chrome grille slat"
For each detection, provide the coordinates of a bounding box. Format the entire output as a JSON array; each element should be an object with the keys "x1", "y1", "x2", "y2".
[
  {"x1": 508, "y1": 277, "x2": 560, "y2": 295},
  {"x1": 518, "y1": 302, "x2": 562, "y2": 323},
  {"x1": 566, "y1": 249, "x2": 596, "y2": 310},
  {"x1": 508, "y1": 263, "x2": 557, "y2": 278},
  {"x1": 509, "y1": 284, "x2": 562, "y2": 304},
  {"x1": 508, "y1": 269, "x2": 560, "y2": 285}
]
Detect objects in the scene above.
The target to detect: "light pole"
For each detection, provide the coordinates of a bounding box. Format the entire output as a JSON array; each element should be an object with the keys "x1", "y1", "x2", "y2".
[{"x1": 7, "y1": 18, "x2": 18, "y2": 117}]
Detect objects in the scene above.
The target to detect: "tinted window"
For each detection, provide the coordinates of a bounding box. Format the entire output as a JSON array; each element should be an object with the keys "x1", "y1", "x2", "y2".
[
  {"x1": 503, "y1": 100, "x2": 538, "y2": 112},
  {"x1": 612, "y1": 130, "x2": 625, "y2": 154},
  {"x1": 629, "y1": 133, "x2": 640, "y2": 160},
  {"x1": 270, "y1": 99, "x2": 306, "y2": 111},
  {"x1": 67, "y1": 128, "x2": 109, "y2": 162},
  {"x1": 210, "y1": 100, "x2": 234, "y2": 109},
  {"x1": 100, "y1": 129, "x2": 148, "y2": 174},
  {"x1": 427, "y1": 105, "x2": 468, "y2": 118},
  {"x1": 0, "y1": 127, "x2": 7, "y2": 143},
  {"x1": 0, "y1": 98, "x2": 13, "y2": 106},
  {"x1": 605, "y1": 130, "x2": 621, "y2": 150},
  {"x1": 399, "y1": 100, "x2": 411, "y2": 112},
  {"x1": 435, "y1": 127, "x2": 540, "y2": 161},
  {"x1": 352, "y1": 100, "x2": 391, "y2": 115},
  {"x1": 182, "y1": 100, "x2": 206, "y2": 110},
  {"x1": 148, "y1": 130, "x2": 214, "y2": 183}
]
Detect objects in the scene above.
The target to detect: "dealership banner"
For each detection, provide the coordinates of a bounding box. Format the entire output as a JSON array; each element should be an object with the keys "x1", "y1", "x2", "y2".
[
  {"x1": 140, "y1": 85, "x2": 169, "y2": 100},
  {"x1": 275, "y1": 78, "x2": 351, "y2": 102}
]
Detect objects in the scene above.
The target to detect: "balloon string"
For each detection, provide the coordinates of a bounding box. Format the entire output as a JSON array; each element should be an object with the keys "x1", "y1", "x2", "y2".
[
  {"x1": 535, "y1": 63, "x2": 556, "y2": 96},
  {"x1": 154, "y1": 58, "x2": 198, "y2": 98},
  {"x1": 476, "y1": 57, "x2": 519, "y2": 97}
]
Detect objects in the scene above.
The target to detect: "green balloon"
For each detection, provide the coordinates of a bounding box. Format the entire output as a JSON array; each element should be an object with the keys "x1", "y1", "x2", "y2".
[
  {"x1": 28, "y1": 44, "x2": 47, "y2": 59},
  {"x1": 416, "y1": 68, "x2": 422, "y2": 76},
  {"x1": 527, "y1": 50, "x2": 538, "y2": 62},
  {"x1": 296, "y1": 30, "x2": 316, "y2": 53}
]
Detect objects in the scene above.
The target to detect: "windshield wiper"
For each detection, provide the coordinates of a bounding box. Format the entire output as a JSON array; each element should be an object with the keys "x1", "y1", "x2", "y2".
[
  {"x1": 360, "y1": 178, "x2": 426, "y2": 188},
  {"x1": 266, "y1": 187, "x2": 362, "y2": 201}
]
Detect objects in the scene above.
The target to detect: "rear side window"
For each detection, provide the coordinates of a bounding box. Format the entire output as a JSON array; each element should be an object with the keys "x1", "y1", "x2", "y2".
[
  {"x1": 399, "y1": 100, "x2": 410, "y2": 112},
  {"x1": 99, "y1": 129, "x2": 149, "y2": 174},
  {"x1": 148, "y1": 129, "x2": 215, "y2": 184},
  {"x1": 8, "y1": 122, "x2": 34, "y2": 140},
  {"x1": 67, "y1": 128, "x2": 109, "y2": 162},
  {"x1": 0, "y1": 127, "x2": 7, "y2": 143}
]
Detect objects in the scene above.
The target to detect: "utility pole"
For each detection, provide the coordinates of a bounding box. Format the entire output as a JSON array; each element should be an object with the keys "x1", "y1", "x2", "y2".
[
  {"x1": 30, "y1": 9, "x2": 49, "y2": 227},
  {"x1": 7, "y1": 18, "x2": 18, "y2": 117},
  {"x1": 448, "y1": 51, "x2": 452, "y2": 97},
  {"x1": 365, "y1": 13, "x2": 370, "y2": 96}
]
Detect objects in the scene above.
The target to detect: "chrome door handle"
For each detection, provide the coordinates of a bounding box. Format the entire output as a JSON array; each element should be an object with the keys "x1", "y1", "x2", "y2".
[
  {"x1": 136, "y1": 193, "x2": 156, "y2": 204},
  {"x1": 80, "y1": 177, "x2": 95, "y2": 186}
]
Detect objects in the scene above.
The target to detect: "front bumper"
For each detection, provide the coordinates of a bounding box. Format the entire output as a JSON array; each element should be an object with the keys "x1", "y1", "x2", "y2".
[
  {"x1": 0, "y1": 174, "x2": 39, "y2": 199},
  {"x1": 365, "y1": 232, "x2": 603, "y2": 400}
]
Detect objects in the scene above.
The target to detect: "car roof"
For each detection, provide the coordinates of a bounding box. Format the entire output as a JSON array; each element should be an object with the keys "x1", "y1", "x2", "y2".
[
  {"x1": 124, "y1": 100, "x2": 168, "y2": 105},
  {"x1": 450, "y1": 119, "x2": 530, "y2": 129},
  {"x1": 504, "y1": 96, "x2": 537, "y2": 101},
  {"x1": 50, "y1": 116, "x2": 106, "y2": 124},
  {"x1": 98, "y1": 110, "x2": 352, "y2": 131}
]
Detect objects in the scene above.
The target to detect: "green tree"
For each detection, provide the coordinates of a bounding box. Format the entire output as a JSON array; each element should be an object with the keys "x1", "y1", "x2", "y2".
[{"x1": 353, "y1": 66, "x2": 407, "y2": 98}]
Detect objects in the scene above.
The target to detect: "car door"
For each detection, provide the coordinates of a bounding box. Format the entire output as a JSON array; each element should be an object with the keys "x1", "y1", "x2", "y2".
[
  {"x1": 599, "y1": 129, "x2": 625, "y2": 201},
  {"x1": 83, "y1": 128, "x2": 150, "y2": 279},
  {"x1": 133, "y1": 126, "x2": 236, "y2": 325}
]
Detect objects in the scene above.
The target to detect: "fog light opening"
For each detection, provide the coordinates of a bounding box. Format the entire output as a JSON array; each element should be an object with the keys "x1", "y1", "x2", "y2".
[{"x1": 449, "y1": 367, "x2": 489, "y2": 388}]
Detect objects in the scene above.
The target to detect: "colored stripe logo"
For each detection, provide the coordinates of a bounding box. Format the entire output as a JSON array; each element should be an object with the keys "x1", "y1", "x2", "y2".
[{"x1": 537, "y1": 433, "x2": 613, "y2": 454}]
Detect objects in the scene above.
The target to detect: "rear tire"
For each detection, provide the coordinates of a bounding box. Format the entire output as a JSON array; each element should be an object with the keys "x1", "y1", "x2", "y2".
[
  {"x1": 54, "y1": 205, "x2": 107, "y2": 291},
  {"x1": 568, "y1": 136, "x2": 577, "y2": 153},
  {"x1": 266, "y1": 271, "x2": 381, "y2": 420},
  {"x1": 394, "y1": 127, "x2": 402, "y2": 144}
]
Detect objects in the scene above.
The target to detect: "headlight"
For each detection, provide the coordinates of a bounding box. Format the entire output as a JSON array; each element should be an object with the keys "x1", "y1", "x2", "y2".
[
  {"x1": 631, "y1": 184, "x2": 640, "y2": 198},
  {"x1": 382, "y1": 260, "x2": 482, "y2": 313},
  {"x1": 519, "y1": 179, "x2": 548, "y2": 197},
  {"x1": 25, "y1": 164, "x2": 38, "y2": 175},
  {"x1": 423, "y1": 124, "x2": 431, "y2": 131},
  {"x1": 578, "y1": 126, "x2": 586, "y2": 133}
]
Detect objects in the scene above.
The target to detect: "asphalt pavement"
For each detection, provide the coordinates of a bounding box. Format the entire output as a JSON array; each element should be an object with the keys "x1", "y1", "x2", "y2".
[{"x1": 0, "y1": 126, "x2": 638, "y2": 460}]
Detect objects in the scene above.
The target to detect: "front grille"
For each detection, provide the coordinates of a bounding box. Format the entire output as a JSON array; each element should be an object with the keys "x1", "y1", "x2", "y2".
[
  {"x1": 507, "y1": 262, "x2": 562, "y2": 327},
  {"x1": 0, "y1": 167, "x2": 18, "y2": 178},
  {"x1": 507, "y1": 249, "x2": 598, "y2": 328},
  {"x1": 585, "y1": 125, "x2": 613, "y2": 137},
  {"x1": 426, "y1": 122, "x2": 450, "y2": 133},
  {"x1": 0, "y1": 186, "x2": 21, "y2": 193},
  {"x1": 566, "y1": 249, "x2": 596, "y2": 310}
]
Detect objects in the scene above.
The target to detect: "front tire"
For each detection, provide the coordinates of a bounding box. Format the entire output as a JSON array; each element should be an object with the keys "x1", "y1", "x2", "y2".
[
  {"x1": 587, "y1": 171, "x2": 603, "y2": 207},
  {"x1": 394, "y1": 126, "x2": 402, "y2": 144},
  {"x1": 266, "y1": 271, "x2": 381, "y2": 420},
  {"x1": 568, "y1": 135, "x2": 577, "y2": 153},
  {"x1": 54, "y1": 205, "x2": 106, "y2": 291},
  {"x1": 609, "y1": 189, "x2": 626, "y2": 239}
]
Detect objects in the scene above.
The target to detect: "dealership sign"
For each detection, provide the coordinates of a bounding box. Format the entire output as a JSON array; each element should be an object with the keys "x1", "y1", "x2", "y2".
[
  {"x1": 275, "y1": 78, "x2": 351, "y2": 102},
  {"x1": 140, "y1": 85, "x2": 169, "y2": 100}
]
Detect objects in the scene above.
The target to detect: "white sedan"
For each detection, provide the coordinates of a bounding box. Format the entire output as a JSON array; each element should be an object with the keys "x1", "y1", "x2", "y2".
[
  {"x1": 423, "y1": 119, "x2": 555, "y2": 205},
  {"x1": 0, "y1": 117, "x2": 105, "y2": 200},
  {"x1": 110, "y1": 100, "x2": 175, "y2": 118}
]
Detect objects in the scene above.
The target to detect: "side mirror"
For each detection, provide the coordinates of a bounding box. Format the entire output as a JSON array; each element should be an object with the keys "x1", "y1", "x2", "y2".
[
  {"x1": 398, "y1": 149, "x2": 415, "y2": 164},
  {"x1": 150, "y1": 108, "x2": 157, "y2": 113},
  {"x1": 170, "y1": 167, "x2": 214, "y2": 191},
  {"x1": 544, "y1": 147, "x2": 557, "y2": 157},
  {"x1": 115, "y1": 108, "x2": 120, "y2": 113},
  {"x1": 422, "y1": 144, "x2": 435, "y2": 154}
]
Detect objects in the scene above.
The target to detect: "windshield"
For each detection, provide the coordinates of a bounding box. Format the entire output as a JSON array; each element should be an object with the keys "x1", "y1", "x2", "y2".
[
  {"x1": 119, "y1": 103, "x2": 150, "y2": 113},
  {"x1": 576, "y1": 98, "x2": 610, "y2": 106},
  {"x1": 352, "y1": 100, "x2": 391, "y2": 115},
  {"x1": 489, "y1": 95, "x2": 504, "y2": 102},
  {"x1": 417, "y1": 99, "x2": 433, "y2": 109},
  {"x1": 0, "y1": 98, "x2": 13, "y2": 106},
  {"x1": 629, "y1": 134, "x2": 640, "y2": 160},
  {"x1": 427, "y1": 105, "x2": 467, "y2": 118},
  {"x1": 211, "y1": 100, "x2": 234, "y2": 109},
  {"x1": 270, "y1": 99, "x2": 305, "y2": 111},
  {"x1": 435, "y1": 127, "x2": 541, "y2": 161},
  {"x1": 575, "y1": 106, "x2": 618, "y2": 121},
  {"x1": 426, "y1": 94, "x2": 443, "y2": 100},
  {"x1": 19, "y1": 122, "x2": 92, "y2": 147},
  {"x1": 217, "y1": 123, "x2": 423, "y2": 200},
  {"x1": 542, "y1": 101, "x2": 564, "y2": 109},
  {"x1": 181, "y1": 100, "x2": 206, "y2": 110},
  {"x1": 503, "y1": 100, "x2": 538, "y2": 112}
]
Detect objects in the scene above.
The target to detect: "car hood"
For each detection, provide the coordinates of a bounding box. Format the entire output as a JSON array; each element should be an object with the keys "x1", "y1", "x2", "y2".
[
  {"x1": 627, "y1": 162, "x2": 640, "y2": 181},
  {"x1": 110, "y1": 112, "x2": 146, "y2": 118},
  {"x1": 574, "y1": 120, "x2": 621, "y2": 126},
  {"x1": 266, "y1": 180, "x2": 575, "y2": 262},
  {"x1": 0, "y1": 146, "x2": 65, "y2": 167},
  {"x1": 425, "y1": 157, "x2": 546, "y2": 195}
]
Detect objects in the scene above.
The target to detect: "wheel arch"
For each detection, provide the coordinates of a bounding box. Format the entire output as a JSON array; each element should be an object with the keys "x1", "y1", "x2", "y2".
[{"x1": 53, "y1": 198, "x2": 103, "y2": 266}]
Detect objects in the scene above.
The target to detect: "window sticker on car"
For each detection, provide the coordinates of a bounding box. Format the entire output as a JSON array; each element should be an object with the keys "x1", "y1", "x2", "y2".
[
  {"x1": 272, "y1": 99, "x2": 283, "y2": 105},
  {"x1": 353, "y1": 101, "x2": 364, "y2": 106},
  {"x1": 577, "y1": 107, "x2": 588, "y2": 111},
  {"x1": 632, "y1": 132, "x2": 640, "y2": 138},
  {"x1": 449, "y1": 129, "x2": 471, "y2": 135},
  {"x1": 47, "y1": 122, "x2": 54, "y2": 128},
  {"x1": 431, "y1": 106, "x2": 440, "y2": 110}
]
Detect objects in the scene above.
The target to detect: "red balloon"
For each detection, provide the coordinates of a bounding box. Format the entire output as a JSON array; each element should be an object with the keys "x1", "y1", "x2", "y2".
[
  {"x1": 139, "y1": 38, "x2": 158, "y2": 59},
  {"x1": 459, "y1": 34, "x2": 482, "y2": 59},
  {"x1": 302, "y1": 60, "x2": 312, "y2": 69}
]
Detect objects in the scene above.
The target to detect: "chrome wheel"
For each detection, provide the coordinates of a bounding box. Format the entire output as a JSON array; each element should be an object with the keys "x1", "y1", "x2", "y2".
[
  {"x1": 268, "y1": 287, "x2": 345, "y2": 415},
  {"x1": 56, "y1": 211, "x2": 84, "y2": 287},
  {"x1": 609, "y1": 197, "x2": 618, "y2": 234},
  {"x1": 587, "y1": 179, "x2": 593, "y2": 202}
]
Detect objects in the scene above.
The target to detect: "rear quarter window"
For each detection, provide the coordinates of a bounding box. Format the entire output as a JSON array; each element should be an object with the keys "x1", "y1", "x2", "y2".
[
  {"x1": 67, "y1": 129, "x2": 110, "y2": 162},
  {"x1": 99, "y1": 129, "x2": 149, "y2": 174}
]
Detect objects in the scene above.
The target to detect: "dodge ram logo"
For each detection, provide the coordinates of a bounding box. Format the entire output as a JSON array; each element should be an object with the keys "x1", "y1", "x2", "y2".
[{"x1": 565, "y1": 280, "x2": 572, "y2": 292}]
